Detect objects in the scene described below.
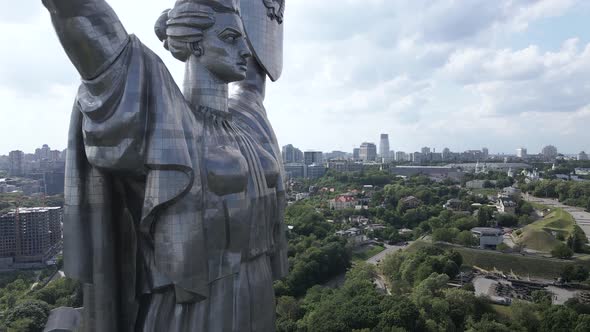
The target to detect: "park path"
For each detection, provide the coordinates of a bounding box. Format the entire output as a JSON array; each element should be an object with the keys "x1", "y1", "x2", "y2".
[{"x1": 523, "y1": 194, "x2": 590, "y2": 241}]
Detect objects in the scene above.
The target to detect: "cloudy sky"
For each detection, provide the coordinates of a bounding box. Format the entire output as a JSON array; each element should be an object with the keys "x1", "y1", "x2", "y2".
[{"x1": 1, "y1": 0, "x2": 590, "y2": 156}]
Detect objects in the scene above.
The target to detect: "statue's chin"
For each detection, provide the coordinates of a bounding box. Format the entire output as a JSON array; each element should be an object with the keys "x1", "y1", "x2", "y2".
[{"x1": 224, "y1": 72, "x2": 248, "y2": 83}]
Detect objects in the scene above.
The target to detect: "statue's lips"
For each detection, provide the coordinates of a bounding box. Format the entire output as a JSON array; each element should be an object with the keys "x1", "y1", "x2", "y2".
[{"x1": 237, "y1": 62, "x2": 248, "y2": 71}]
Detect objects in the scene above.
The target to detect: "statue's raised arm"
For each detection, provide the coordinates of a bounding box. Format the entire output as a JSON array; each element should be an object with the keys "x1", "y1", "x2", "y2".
[{"x1": 42, "y1": 0, "x2": 128, "y2": 79}]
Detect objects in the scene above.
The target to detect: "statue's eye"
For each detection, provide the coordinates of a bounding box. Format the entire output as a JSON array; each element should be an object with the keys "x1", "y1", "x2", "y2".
[{"x1": 218, "y1": 28, "x2": 242, "y2": 44}]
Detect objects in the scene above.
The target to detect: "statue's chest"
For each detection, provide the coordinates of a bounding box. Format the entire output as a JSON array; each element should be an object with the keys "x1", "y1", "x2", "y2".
[{"x1": 201, "y1": 117, "x2": 279, "y2": 198}]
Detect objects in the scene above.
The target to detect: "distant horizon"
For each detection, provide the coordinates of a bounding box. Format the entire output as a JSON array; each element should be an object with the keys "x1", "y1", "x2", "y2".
[{"x1": 1, "y1": 143, "x2": 585, "y2": 158}]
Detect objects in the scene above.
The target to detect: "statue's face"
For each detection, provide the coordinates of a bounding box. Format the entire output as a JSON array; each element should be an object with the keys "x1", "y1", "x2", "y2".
[{"x1": 199, "y1": 13, "x2": 251, "y2": 83}]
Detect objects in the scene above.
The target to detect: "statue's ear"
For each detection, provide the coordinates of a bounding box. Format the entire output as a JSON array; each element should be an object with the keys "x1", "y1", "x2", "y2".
[{"x1": 191, "y1": 41, "x2": 204, "y2": 57}]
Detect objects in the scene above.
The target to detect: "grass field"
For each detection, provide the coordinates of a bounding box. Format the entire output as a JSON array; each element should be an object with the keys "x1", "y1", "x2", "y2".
[
  {"x1": 515, "y1": 203, "x2": 576, "y2": 252},
  {"x1": 405, "y1": 240, "x2": 590, "y2": 279},
  {"x1": 352, "y1": 245, "x2": 385, "y2": 261},
  {"x1": 491, "y1": 304, "x2": 513, "y2": 320},
  {"x1": 470, "y1": 188, "x2": 499, "y2": 197}
]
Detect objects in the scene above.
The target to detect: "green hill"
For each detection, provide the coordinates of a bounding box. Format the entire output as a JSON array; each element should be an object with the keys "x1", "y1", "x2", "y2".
[{"x1": 515, "y1": 205, "x2": 575, "y2": 252}]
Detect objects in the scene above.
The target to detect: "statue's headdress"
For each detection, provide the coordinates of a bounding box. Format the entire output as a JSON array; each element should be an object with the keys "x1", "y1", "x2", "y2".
[
  {"x1": 155, "y1": 0, "x2": 242, "y2": 61},
  {"x1": 172, "y1": 0, "x2": 240, "y2": 14}
]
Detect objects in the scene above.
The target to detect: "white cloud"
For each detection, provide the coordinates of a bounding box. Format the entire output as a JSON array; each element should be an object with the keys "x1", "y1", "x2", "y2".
[
  {"x1": 1, "y1": 0, "x2": 589, "y2": 155},
  {"x1": 442, "y1": 38, "x2": 590, "y2": 115}
]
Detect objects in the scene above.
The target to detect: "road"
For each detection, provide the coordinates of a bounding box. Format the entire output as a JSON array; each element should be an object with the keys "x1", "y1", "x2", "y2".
[
  {"x1": 524, "y1": 194, "x2": 590, "y2": 241},
  {"x1": 366, "y1": 243, "x2": 409, "y2": 265},
  {"x1": 323, "y1": 243, "x2": 409, "y2": 291},
  {"x1": 367, "y1": 243, "x2": 410, "y2": 295}
]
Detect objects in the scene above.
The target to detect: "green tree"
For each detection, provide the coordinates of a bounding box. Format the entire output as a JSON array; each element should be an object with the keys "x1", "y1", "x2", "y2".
[
  {"x1": 561, "y1": 265, "x2": 589, "y2": 282},
  {"x1": 4, "y1": 300, "x2": 50, "y2": 332},
  {"x1": 531, "y1": 290, "x2": 552, "y2": 307},
  {"x1": 455, "y1": 231, "x2": 478, "y2": 246},
  {"x1": 496, "y1": 214, "x2": 518, "y2": 227},
  {"x1": 432, "y1": 228, "x2": 460, "y2": 243},
  {"x1": 444, "y1": 288, "x2": 490, "y2": 330},
  {"x1": 551, "y1": 243, "x2": 574, "y2": 259},
  {"x1": 376, "y1": 296, "x2": 420, "y2": 332},
  {"x1": 511, "y1": 301, "x2": 540, "y2": 332},
  {"x1": 519, "y1": 202, "x2": 534, "y2": 216},
  {"x1": 540, "y1": 306, "x2": 578, "y2": 332},
  {"x1": 574, "y1": 314, "x2": 590, "y2": 332},
  {"x1": 478, "y1": 206, "x2": 495, "y2": 226},
  {"x1": 467, "y1": 318, "x2": 512, "y2": 332}
]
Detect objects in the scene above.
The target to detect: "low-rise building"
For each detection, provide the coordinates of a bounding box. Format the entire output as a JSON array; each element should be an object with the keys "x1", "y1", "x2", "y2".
[
  {"x1": 497, "y1": 197, "x2": 516, "y2": 214},
  {"x1": 335, "y1": 227, "x2": 366, "y2": 245},
  {"x1": 329, "y1": 195, "x2": 359, "y2": 210},
  {"x1": 399, "y1": 196, "x2": 422, "y2": 209},
  {"x1": 471, "y1": 227, "x2": 503, "y2": 249},
  {"x1": 502, "y1": 187, "x2": 521, "y2": 199},
  {"x1": 295, "y1": 193, "x2": 309, "y2": 201},
  {"x1": 444, "y1": 199, "x2": 466, "y2": 211},
  {"x1": 327, "y1": 160, "x2": 364, "y2": 173}
]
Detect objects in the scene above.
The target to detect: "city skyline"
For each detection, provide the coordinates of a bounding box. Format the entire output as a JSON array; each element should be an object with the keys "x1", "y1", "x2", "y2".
[
  {"x1": 1, "y1": 140, "x2": 586, "y2": 157},
  {"x1": 4, "y1": 1, "x2": 590, "y2": 155}
]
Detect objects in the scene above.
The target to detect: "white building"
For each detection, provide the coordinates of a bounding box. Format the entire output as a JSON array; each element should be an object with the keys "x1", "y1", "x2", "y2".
[{"x1": 471, "y1": 228, "x2": 503, "y2": 249}]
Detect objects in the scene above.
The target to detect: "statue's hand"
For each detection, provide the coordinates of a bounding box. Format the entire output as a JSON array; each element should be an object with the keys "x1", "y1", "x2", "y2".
[{"x1": 43, "y1": 0, "x2": 128, "y2": 79}]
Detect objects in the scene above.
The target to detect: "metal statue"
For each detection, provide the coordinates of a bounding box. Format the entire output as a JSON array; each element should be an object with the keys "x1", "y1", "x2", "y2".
[{"x1": 41, "y1": 0, "x2": 288, "y2": 331}]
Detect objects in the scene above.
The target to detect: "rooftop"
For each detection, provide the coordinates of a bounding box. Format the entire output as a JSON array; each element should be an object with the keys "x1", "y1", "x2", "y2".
[{"x1": 471, "y1": 227, "x2": 503, "y2": 236}]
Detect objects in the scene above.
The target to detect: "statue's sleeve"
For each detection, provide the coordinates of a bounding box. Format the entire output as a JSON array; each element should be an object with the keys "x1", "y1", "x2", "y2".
[{"x1": 76, "y1": 35, "x2": 149, "y2": 173}]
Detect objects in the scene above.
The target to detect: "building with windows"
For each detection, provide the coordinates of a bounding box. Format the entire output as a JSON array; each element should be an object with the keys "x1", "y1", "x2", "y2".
[
  {"x1": 352, "y1": 148, "x2": 361, "y2": 161},
  {"x1": 282, "y1": 144, "x2": 303, "y2": 163},
  {"x1": 8, "y1": 150, "x2": 24, "y2": 177},
  {"x1": 442, "y1": 148, "x2": 451, "y2": 161},
  {"x1": 482, "y1": 148, "x2": 489, "y2": 159},
  {"x1": 516, "y1": 148, "x2": 527, "y2": 159},
  {"x1": 395, "y1": 151, "x2": 408, "y2": 162},
  {"x1": 379, "y1": 134, "x2": 390, "y2": 161},
  {"x1": 542, "y1": 145, "x2": 558, "y2": 161},
  {"x1": 0, "y1": 207, "x2": 63, "y2": 265},
  {"x1": 329, "y1": 195, "x2": 359, "y2": 210},
  {"x1": 284, "y1": 163, "x2": 306, "y2": 179},
  {"x1": 359, "y1": 143, "x2": 377, "y2": 162},
  {"x1": 324, "y1": 151, "x2": 348, "y2": 160},
  {"x1": 471, "y1": 228, "x2": 503, "y2": 249},
  {"x1": 327, "y1": 160, "x2": 364, "y2": 173},
  {"x1": 304, "y1": 151, "x2": 323, "y2": 166},
  {"x1": 579, "y1": 151, "x2": 588, "y2": 161},
  {"x1": 306, "y1": 164, "x2": 326, "y2": 179}
]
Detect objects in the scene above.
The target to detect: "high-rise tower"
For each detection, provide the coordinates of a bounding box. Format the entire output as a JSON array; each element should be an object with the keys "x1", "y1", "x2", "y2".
[{"x1": 379, "y1": 134, "x2": 390, "y2": 160}]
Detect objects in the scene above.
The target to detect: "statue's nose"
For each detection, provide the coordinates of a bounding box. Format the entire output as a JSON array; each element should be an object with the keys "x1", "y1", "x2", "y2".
[{"x1": 238, "y1": 38, "x2": 252, "y2": 59}]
